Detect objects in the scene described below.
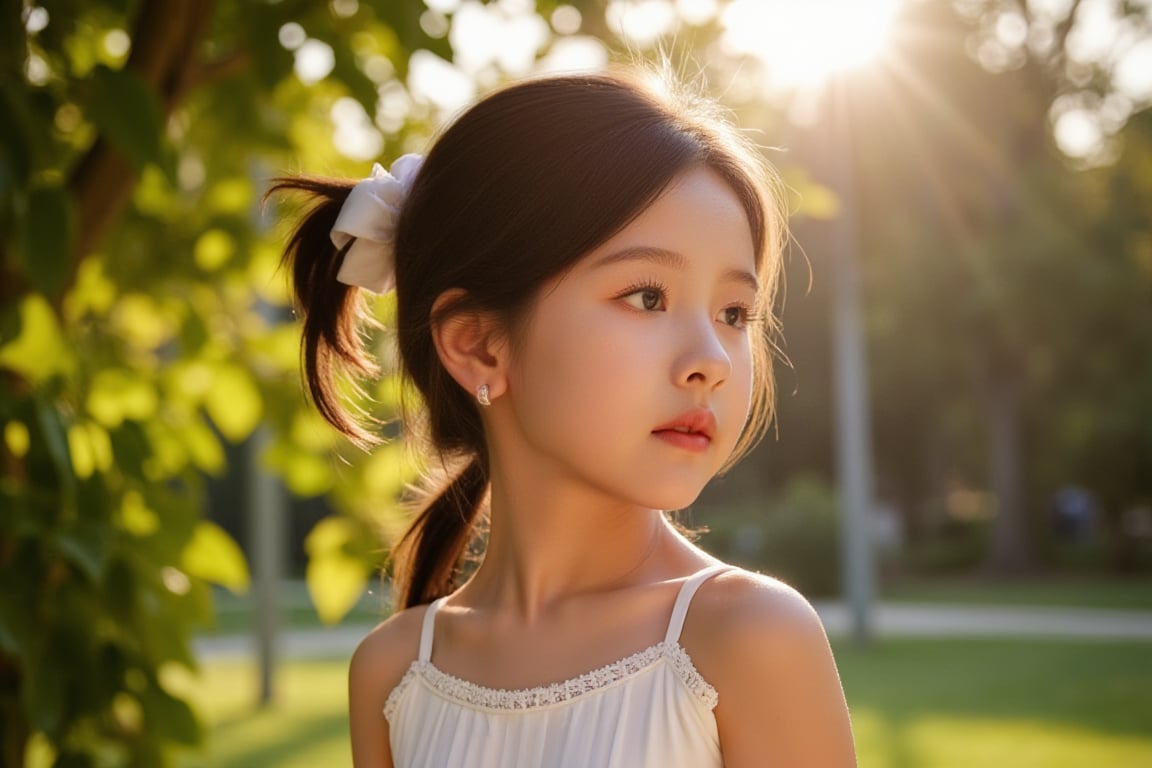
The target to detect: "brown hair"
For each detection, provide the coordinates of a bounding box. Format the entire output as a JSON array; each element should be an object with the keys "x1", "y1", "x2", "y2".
[{"x1": 269, "y1": 70, "x2": 785, "y2": 609}]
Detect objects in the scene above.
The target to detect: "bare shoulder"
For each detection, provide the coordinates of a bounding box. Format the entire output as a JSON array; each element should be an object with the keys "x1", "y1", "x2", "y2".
[
  {"x1": 348, "y1": 603, "x2": 429, "y2": 768},
  {"x1": 684, "y1": 567, "x2": 827, "y2": 651},
  {"x1": 349, "y1": 603, "x2": 426, "y2": 697},
  {"x1": 682, "y1": 568, "x2": 857, "y2": 767}
]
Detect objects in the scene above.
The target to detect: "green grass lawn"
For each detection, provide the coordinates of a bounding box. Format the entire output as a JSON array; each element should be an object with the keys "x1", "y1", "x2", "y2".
[
  {"x1": 177, "y1": 638, "x2": 1152, "y2": 767},
  {"x1": 174, "y1": 659, "x2": 351, "y2": 768},
  {"x1": 839, "y1": 639, "x2": 1152, "y2": 767}
]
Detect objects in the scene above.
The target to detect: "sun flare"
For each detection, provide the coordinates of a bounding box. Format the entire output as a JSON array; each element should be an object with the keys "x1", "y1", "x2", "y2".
[{"x1": 721, "y1": 0, "x2": 901, "y2": 90}]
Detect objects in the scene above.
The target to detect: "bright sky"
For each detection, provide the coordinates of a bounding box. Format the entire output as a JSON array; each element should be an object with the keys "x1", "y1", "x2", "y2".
[{"x1": 718, "y1": 0, "x2": 902, "y2": 90}]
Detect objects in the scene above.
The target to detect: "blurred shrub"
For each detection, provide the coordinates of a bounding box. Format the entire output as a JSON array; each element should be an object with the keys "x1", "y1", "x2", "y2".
[
  {"x1": 903, "y1": 520, "x2": 989, "y2": 575},
  {"x1": 697, "y1": 474, "x2": 842, "y2": 597}
]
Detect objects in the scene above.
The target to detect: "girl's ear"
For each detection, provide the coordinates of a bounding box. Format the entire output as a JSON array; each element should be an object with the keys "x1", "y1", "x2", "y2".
[{"x1": 430, "y1": 289, "x2": 510, "y2": 403}]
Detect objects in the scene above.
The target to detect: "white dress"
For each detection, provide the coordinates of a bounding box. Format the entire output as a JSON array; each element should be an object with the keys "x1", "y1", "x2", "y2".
[{"x1": 384, "y1": 565, "x2": 732, "y2": 767}]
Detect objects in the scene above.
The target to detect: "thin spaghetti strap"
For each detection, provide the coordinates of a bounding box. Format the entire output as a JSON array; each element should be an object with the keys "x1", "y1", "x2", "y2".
[
  {"x1": 663, "y1": 565, "x2": 733, "y2": 645},
  {"x1": 418, "y1": 596, "x2": 447, "y2": 662}
]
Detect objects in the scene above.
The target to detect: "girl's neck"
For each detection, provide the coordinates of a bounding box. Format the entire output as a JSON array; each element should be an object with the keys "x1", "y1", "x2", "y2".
[{"x1": 458, "y1": 472, "x2": 675, "y2": 621}]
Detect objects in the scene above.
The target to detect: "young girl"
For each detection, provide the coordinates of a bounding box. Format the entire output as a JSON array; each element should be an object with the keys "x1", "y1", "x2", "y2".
[{"x1": 274, "y1": 70, "x2": 856, "y2": 767}]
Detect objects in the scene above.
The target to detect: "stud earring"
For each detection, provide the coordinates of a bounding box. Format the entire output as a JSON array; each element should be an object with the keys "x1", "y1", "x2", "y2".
[{"x1": 476, "y1": 384, "x2": 491, "y2": 407}]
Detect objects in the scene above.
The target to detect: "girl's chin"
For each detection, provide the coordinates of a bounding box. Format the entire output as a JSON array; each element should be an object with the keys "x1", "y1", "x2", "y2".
[{"x1": 634, "y1": 488, "x2": 709, "y2": 513}]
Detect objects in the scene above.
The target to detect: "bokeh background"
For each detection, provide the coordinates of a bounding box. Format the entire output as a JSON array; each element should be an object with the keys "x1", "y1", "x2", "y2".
[{"x1": 1, "y1": 0, "x2": 1150, "y2": 766}]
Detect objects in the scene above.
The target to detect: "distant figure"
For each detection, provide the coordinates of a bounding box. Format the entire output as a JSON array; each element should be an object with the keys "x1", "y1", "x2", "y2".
[
  {"x1": 1051, "y1": 485, "x2": 1098, "y2": 541},
  {"x1": 271, "y1": 69, "x2": 855, "y2": 768}
]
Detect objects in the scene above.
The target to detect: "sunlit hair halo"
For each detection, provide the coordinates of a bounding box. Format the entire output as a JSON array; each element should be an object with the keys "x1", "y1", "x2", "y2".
[{"x1": 270, "y1": 68, "x2": 787, "y2": 609}]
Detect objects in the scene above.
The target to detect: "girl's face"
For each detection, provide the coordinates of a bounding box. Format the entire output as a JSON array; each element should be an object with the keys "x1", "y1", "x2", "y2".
[{"x1": 505, "y1": 165, "x2": 759, "y2": 510}]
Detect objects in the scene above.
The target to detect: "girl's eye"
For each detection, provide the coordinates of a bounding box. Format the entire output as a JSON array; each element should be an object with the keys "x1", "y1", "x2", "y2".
[
  {"x1": 719, "y1": 305, "x2": 750, "y2": 329},
  {"x1": 621, "y1": 286, "x2": 666, "y2": 312}
]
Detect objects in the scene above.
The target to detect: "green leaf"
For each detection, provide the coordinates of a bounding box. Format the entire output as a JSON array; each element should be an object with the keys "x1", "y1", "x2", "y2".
[
  {"x1": 24, "y1": 647, "x2": 66, "y2": 737},
  {"x1": 181, "y1": 520, "x2": 250, "y2": 594},
  {"x1": 134, "y1": 582, "x2": 198, "y2": 669},
  {"x1": 182, "y1": 416, "x2": 225, "y2": 474},
  {"x1": 193, "y1": 228, "x2": 235, "y2": 272},
  {"x1": 203, "y1": 362, "x2": 263, "y2": 442},
  {"x1": 56, "y1": 517, "x2": 112, "y2": 582},
  {"x1": 140, "y1": 681, "x2": 202, "y2": 746},
  {"x1": 140, "y1": 484, "x2": 200, "y2": 561},
  {"x1": 359, "y1": 441, "x2": 410, "y2": 500},
  {"x1": 108, "y1": 420, "x2": 150, "y2": 480},
  {"x1": 183, "y1": 579, "x2": 216, "y2": 630},
  {"x1": 263, "y1": 438, "x2": 334, "y2": 497},
  {"x1": 36, "y1": 396, "x2": 76, "y2": 502},
  {"x1": 2, "y1": 420, "x2": 29, "y2": 459},
  {"x1": 305, "y1": 516, "x2": 369, "y2": 624},
  {"x1": 86, "y1": 368, "x2": 159, "y2": 428},
  {"x1": 86, "y1": 64, "x2": 164, "y2": 172},
  {"x1": 18, "y1": 185, "x2": 73, "y2": 297},
  {"x1": 0, "y1": 294, "x2": 77, "y2": 384}
]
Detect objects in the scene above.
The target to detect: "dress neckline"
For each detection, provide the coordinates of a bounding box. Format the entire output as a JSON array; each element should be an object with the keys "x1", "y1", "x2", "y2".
[
  {"x1": 385, "y1": 564, "x2": 732, "y2": 720},
  {"x1": 384, "y1": 639, "x2": 717, "y2": 719}
]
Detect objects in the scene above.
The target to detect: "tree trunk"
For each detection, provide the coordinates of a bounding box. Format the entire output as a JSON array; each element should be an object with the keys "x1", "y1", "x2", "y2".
[
  {"x1": 981, "y1": 363, "x2": 1034, "y2": 574},
  {"x1": 63, "y1": 0, "x2": 216, "y2": 307}
]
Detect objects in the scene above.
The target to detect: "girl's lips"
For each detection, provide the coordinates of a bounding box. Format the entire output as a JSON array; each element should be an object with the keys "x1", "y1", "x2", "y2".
[
  {"x1": 652, "y1": 429, "x2": 711, "y2": 452},
  {"x1": 652, "y1": 408, "x2": 717, "y2": 441}
]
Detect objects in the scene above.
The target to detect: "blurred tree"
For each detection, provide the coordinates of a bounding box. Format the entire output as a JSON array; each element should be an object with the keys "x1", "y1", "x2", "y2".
[
  {"x1": 1053, "y1": 107, "x2": 1152, "y2": 569},
  {"x1": 970, "y1": 0, "x2": 1152, "y2": 571},
  {"x1": 850, "y1": 0, "x2": 1151, "y2": 574}
]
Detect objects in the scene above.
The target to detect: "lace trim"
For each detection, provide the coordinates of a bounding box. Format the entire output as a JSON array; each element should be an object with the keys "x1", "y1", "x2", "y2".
[
  {"x1": 383, "y1": 641, "x2": 717, "y2": 719},
  {"x1": 384, "y1": 662, "x2": 422, "y2": 722},
  {"x1": 666, "y1": 643, "x2": 720, "y2": 709}
]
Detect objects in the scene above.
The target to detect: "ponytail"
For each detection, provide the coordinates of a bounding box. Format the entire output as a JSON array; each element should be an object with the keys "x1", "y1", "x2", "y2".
[
  {"x1": 265, "y1": 176, "x2": 383, "y2": 448},
  {"x1": 268, "y1": 174, "x2": 491, "y2": 609},
  {"x1": 391, "y1": 456, "x2": 489, "y2": 608}
]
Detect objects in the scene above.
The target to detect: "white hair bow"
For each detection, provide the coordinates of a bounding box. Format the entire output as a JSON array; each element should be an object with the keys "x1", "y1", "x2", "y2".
[{"x1": 330, "y1": 153, "x2": 424, "y2": 294}]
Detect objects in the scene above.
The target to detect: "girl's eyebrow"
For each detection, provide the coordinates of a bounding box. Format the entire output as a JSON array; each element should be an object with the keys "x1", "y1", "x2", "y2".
[{"x1": 592, "y1": 245, "x2": 760, "y2": 292}]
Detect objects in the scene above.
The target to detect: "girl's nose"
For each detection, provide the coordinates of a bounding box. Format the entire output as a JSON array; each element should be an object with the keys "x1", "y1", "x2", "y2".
[{"x1": 673, "y1": 318, "x2": 732, "y2": 390}]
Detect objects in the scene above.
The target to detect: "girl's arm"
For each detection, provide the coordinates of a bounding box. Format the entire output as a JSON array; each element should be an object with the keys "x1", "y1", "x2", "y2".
[
  {"x1": 692, "y1": 572, "x2": 858, "y2": 767},
  {"x1": 348, "y1": 608, "x2": 425, "y2": 768}
]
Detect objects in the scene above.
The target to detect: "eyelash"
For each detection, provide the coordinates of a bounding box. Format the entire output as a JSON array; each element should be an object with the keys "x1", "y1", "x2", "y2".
[
  {"x1": 723, "y1": 303, "x2": 763, "y2": 329},
  {"x1": 615, "y1": 279, "x2": 763, "y2": 329},
  {"x1": 616, "y1": 279, "x2": 669, "y2": 311}
]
